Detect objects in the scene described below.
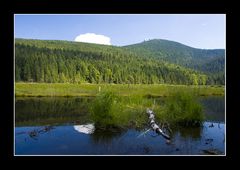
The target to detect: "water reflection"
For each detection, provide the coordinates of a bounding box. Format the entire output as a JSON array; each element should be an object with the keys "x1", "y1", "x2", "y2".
[
  {"x1": 176, "y1": 126, "x2": 203, "y2": 140},
  {"x1": 15, "y1": 97, "x2": 93, "y2": 126},
  {"x1": 199, "y1": 96, "x2": 225, "y2": 122},
  {"x1": 90, "y1": 128, "x2": 125, "y2": 145},
  {"x1": 74, "y1": 124, "x2": 95, "y2": 134},
  {"x1": 15, "y1": 122, "x2": 224, "y2": 155},
  {"x1": 16, "y1": 96, "x2": 225, "y2": 126}
]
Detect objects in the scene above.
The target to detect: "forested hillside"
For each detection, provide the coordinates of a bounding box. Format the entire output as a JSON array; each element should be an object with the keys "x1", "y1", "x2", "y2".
[
  {"x1": 124, "y1": 39, "x2": 225, "y2": 72},
  {"x1": 124, "y1": 39, "x2": 225, "y2": 85},
  {"x1": 15, "y1": 38, "x2": 224, "y2": 85}
]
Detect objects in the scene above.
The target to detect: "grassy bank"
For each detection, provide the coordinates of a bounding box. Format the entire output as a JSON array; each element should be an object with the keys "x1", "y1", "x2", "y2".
[{"x1": 15, "y1": 83, "x2": 224, "y2": 97}]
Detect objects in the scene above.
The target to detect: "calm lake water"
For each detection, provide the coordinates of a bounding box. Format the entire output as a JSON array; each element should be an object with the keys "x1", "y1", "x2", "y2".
[{"x1": 15, "y1": 96, "x2": 225, "y2": 155}]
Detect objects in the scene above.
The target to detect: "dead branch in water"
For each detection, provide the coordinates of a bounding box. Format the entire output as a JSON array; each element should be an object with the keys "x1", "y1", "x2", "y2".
[{"x1": 146, "y1": 108, "x2": 170, "y2": 140}]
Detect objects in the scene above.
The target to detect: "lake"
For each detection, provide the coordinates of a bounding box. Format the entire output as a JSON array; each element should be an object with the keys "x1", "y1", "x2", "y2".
[{"x1": 15, "y1": 96, "x2": 225, "y2": 155}]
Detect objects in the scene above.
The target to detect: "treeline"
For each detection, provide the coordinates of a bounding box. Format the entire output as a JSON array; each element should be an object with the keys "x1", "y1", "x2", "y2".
[{"x1": 15, "y1": 39, "x2": 222, "y2": 85}]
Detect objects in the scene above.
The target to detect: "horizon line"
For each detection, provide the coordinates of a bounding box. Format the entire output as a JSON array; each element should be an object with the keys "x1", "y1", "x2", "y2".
[{"x1": 14, "y1": 37, "x2": 225, "y2": 50}]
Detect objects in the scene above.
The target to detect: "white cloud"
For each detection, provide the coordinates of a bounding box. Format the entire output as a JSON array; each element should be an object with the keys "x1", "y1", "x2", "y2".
[{"x1": 74, "y1": 33, "x2": 111, "y2": 45}]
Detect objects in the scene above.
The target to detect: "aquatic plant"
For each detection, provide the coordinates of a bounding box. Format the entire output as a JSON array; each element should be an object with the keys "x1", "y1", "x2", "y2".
[
  {"x1": 90, "y1": 91, "x2": 124, "y2": 128},
  {"x1": 90, "y1": 90, "x2": 205, "y2": 129},
  {"x1": 162, "y1": 91, "x2": 204, "y2": 126},
  {"x1": 90, "y1": 91, "x2": 149, "y2": 129}
]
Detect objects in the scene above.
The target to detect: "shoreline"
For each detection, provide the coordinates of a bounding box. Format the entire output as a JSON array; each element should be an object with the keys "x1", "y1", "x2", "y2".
[{"x1": 15, "y1": 83, "x2": 225, "y2": 97}]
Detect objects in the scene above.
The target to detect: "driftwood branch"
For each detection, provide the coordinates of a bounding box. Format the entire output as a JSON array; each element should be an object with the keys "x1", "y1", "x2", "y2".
[{"x1": 146, "y1": 108, "x2": 170, "y2": 140}]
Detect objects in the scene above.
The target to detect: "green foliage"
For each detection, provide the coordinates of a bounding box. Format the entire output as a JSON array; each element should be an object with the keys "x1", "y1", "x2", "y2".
[
  {"x1": 15, "y1": 38, "x2": 216, "y2": 85},
  {"x1": 90, "y1": 91, "x2": 123, "y2": 128},
  {"x1": 89, "y1": 91, "x2": 149, "y2": 129},
  {"x1": 161, "y1": 91, "x2": 205, "y2": 126},
  {"x1": 89, "y1": 90, "x2": 206, "y2": 129}
]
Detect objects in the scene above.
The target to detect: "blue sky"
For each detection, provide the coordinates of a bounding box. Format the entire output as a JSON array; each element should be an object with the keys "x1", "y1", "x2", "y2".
[{"x1": 15, "y1": 14, "x2": 225, "y2": 49}]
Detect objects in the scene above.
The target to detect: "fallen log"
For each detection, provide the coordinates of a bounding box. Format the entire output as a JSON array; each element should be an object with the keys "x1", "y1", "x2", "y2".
[{"x1": 146, "y1": 108, "x2": 170, "y2": 140}]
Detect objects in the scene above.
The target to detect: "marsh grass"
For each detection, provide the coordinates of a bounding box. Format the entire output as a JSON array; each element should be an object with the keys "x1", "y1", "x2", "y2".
[
  {"x1": 90, "y1": 91, "x2": 124, "y2": 128},
  {"x1": 15, "y1": 83, "x2": 224, "y2": 97},
  {"x1": 157, "y1": 91, "x2": 205, "y2": 127},
  {"x1": 89, "y1": 89, "x2": 204, "y2": 130},
  {"x1": 89, "y1": 91, "x2": 150, "y2": 129}
]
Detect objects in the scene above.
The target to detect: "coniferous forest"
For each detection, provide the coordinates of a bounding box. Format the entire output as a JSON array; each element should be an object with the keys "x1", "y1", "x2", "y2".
[{"x1": 15, "y1": 38, "x2": 225, "y2": 85}]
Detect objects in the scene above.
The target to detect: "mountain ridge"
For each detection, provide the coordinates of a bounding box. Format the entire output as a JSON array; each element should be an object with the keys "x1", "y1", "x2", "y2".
[
  {"x1": 124, "y1": 39, "x2": 225, "y2": 74},
  {"x1": 16, "y1": 37, "x2": 225, "y2": 50}
]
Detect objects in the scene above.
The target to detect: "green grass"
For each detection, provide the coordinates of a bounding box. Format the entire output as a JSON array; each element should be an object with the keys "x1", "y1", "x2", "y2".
[
  {"x1": 155, "y1": 91, "x2": 204, "y2": 127},
  {"x1": 15, "y1": 82, "x2": 225, "y2": 97},
  {"x1": 89, "y1": 90, "x2": 207, "y2": 129},
  {"x1": 89, "y1": 91, "x2": 149, "y2": 129}
]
